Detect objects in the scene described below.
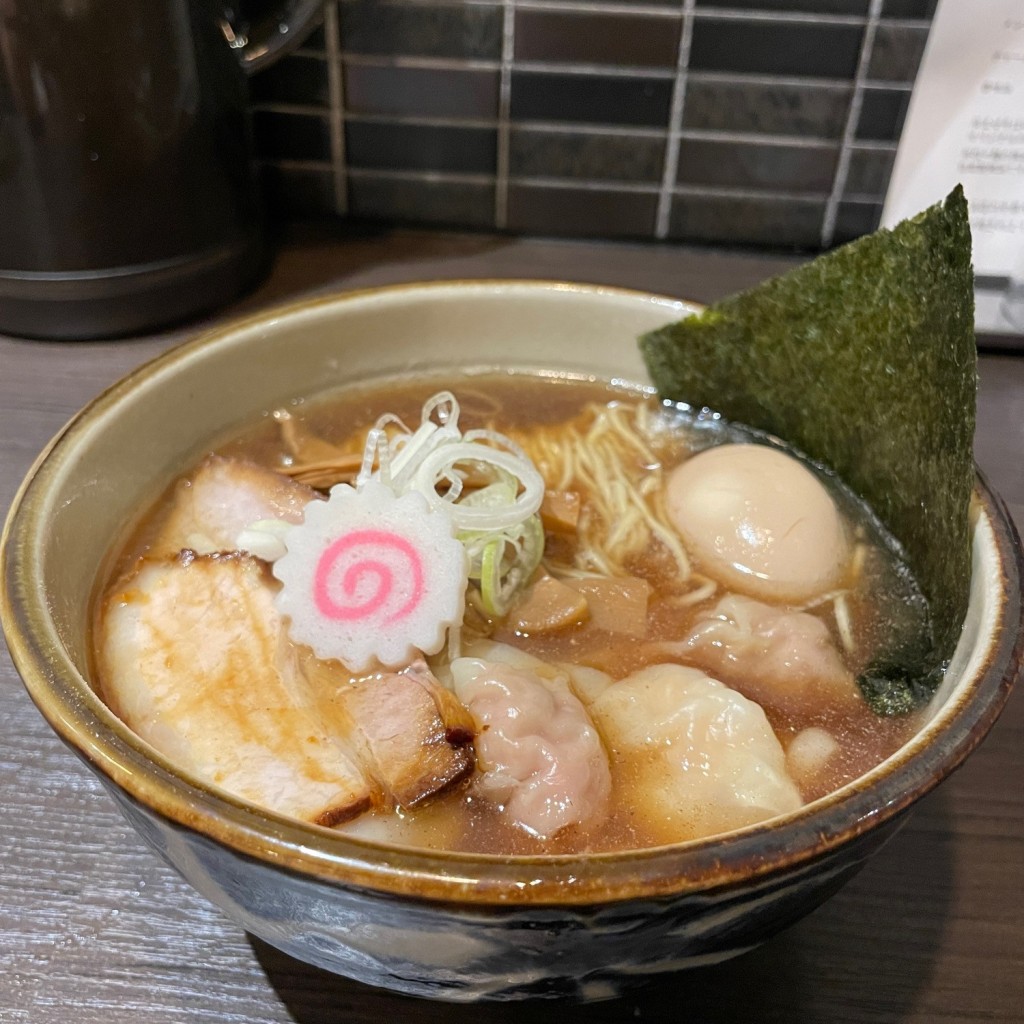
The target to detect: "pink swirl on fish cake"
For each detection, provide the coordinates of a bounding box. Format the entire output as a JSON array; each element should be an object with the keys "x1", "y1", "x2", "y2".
[
  {"x1": 313, "y1": 529, "x2": 424, "y2": 625},
  {"x1": 273, "y1": 479, "x2": 466, "y2": 671}
]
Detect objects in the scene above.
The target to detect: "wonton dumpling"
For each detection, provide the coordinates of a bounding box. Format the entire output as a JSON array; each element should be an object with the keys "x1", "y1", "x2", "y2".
[
  {"x1": 666, "y1": 443, "x2": 850, "y2": 603},
  {"x1": 589, "y1": 663, "x2": 802, "y2": 844},
  {"x1": 678, "y1": 594, "x2": 861, "y2": 713},
  {"x1": 453, "y1": 640, "x2": 616, "y2": 706},
  {"x1": 450, "y1": 645, "x2": 611, "y2": 840}
]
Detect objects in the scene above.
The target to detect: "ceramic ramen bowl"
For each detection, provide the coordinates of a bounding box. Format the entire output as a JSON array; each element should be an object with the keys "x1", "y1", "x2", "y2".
[{"x1": 3, "y1": 281, "x2": 1022, "y2": 1002}]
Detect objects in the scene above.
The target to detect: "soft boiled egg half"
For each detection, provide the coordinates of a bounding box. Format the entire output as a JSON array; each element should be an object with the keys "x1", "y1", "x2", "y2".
[{"x1": 666, "y1": 443, "x2": 850, "y2": 604}]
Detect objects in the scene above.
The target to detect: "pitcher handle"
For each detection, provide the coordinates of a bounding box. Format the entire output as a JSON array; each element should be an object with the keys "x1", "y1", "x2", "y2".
[{"x1": 222, "y1": 0, "x2": 324, "y2": 75}]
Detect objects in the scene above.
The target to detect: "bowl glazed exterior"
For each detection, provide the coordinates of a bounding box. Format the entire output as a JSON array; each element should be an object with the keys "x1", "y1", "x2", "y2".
[
  {"x1": 104, "y1": 779, "x2": 905, "y2": 1001},
  {"x1": 3, "y1": 281, "x2": 1022, "y2": 1001}
]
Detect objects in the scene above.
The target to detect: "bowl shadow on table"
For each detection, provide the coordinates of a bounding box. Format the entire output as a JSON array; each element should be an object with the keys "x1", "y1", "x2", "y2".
[{"x1": 249, "y1": 787, "x2": 955, "y2": 1024}]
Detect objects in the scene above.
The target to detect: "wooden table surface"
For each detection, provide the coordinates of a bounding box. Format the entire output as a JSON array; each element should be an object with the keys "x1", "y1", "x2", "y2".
[{"x1": 2, "y1": 227, "x2": 1022, "y2": 1024}]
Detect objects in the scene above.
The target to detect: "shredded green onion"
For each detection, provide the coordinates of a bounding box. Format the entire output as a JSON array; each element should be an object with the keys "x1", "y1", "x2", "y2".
[
  {"x1": 479, "y1": 538, "x2": 503, "y2": 616},
  {"x1": 250, "y1": 391, "x2": 548, "y2": 621},
  {"x1": 355, "y1": 392, "x2": 547, "y2": 618}
]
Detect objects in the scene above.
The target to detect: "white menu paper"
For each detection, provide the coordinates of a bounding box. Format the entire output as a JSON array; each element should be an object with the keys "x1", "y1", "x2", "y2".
[{"x1": 881, "y1": 0, "x2": 1024, "y2": 280}]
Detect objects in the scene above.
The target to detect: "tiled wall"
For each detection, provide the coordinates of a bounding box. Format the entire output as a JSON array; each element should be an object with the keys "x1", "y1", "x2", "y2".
[{"x1": 251, "y1": 0, "x2": 937, "y2": 250}]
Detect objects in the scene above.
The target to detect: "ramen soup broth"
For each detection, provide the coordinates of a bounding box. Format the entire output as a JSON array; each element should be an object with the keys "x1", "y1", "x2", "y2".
[{"x1": 95, "y1": 372, "x2": 931, "y2": 855}]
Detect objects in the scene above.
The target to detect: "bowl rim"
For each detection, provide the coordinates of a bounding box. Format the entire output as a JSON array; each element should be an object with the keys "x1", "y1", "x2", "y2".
[{"x1": 3, "y1": 278, "x2": 1022, "y2": 906}]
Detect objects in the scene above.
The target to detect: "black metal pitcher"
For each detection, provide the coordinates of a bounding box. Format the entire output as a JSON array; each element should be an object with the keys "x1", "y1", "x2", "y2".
[{"x1": 0, "y1": 0, "x2": 322, "y2": 339}]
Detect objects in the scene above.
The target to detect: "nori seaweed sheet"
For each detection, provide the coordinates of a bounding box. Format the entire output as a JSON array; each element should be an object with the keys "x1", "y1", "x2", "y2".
[{"x1": 640, "y1": 186, "x2": 976, "y2": 712}]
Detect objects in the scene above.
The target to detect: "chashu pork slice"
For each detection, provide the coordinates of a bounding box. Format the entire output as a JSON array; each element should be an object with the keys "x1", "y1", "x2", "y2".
[
  {"x1": 97, "y1": 551, "x2": 372, "y2": 827},
  {"x1": 149, "y1": 454, "x2": 318, "y2": 559},
  {"x1": 309, "y1": 659, "x2": 475, "y2": 810},
  {"x1": 98, "y1": 551, "x2": 475, "y2": 824}
]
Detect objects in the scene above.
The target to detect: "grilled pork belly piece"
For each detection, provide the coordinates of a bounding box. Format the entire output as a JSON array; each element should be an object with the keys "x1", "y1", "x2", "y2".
[
  {"x1": 149, "y1": 455, "x2": 317, "y2": 559},
  {"x1": 311, "y1": 660, "x2": 475, "y2": 809},
  {"x1": 97, "y1": 552, "x2": 474, "y2": 825}
]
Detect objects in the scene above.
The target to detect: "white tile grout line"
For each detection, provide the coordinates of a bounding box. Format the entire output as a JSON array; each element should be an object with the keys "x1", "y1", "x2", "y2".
[
  {"x1": 820, "y1": 0, "x2": 884, "y2": 248},
  {"x1": 259, "y1": 158, "x2": 334, "y2": 171},
  {"x1": 334, "y1": 48, "x2": 907, "y2": 78},
  {"x1": 265, "y1": 157, "x2": 882, "y2": 205},
  {"x1": 324, "y1": 1, "x2": 348, "y2": 215},
  {"x1": 339, "y1": 51, "x2": 919, "y2": 90},
  {"x1": 264, "y1": 157, "x2": 864, "y2": 201},
  {"x1": 341, "y1": 166, "x2": 836, "y2": 202},
  {"x1": 261, "y1": 104, "x2": 904, "y2": 149},
  {"x1": 335, "y1": 0, "x2": 933, "y2": 22},
  {"x1": 655, "y1": 0, "x2": 695, "y2": 239},
  {"x1": 335, "y1": 169, "x2": 480, "y2": 187},
  {"x1": 517, "y1": 1, "x2": 870, "y2": 24},
  {"x1": 494, "y1": 0, "x2": 516, "y2": 228},
  {"x1": 348, "y1": 168, "x2": 498, "y2": 187},
  {"x1": 251, "y1": 102, "x2": 907, "y2": 156},
  {"x1": 342, "y1": 54, "x2": 504, "y2": 72},
  {"x1": 341, "y1": 53, "x2": 677, "y2": 79},
  {"x1": 391, "y1": 0, "x2": 878, "y2": 25}
]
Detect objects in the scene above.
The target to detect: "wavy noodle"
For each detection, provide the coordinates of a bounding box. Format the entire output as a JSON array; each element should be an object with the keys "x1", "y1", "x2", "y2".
[
  {"x1": 276, "y1": 397, "x2": 703, "y2": 596},
  {"x1": 511, "y1": 401, "x2": 697, "y2": 591}
]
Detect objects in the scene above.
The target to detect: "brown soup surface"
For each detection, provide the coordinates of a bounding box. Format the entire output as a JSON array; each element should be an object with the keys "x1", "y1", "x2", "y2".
[{"x1": 96, "y1": 372, "x2": 930, "y2": 855}]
